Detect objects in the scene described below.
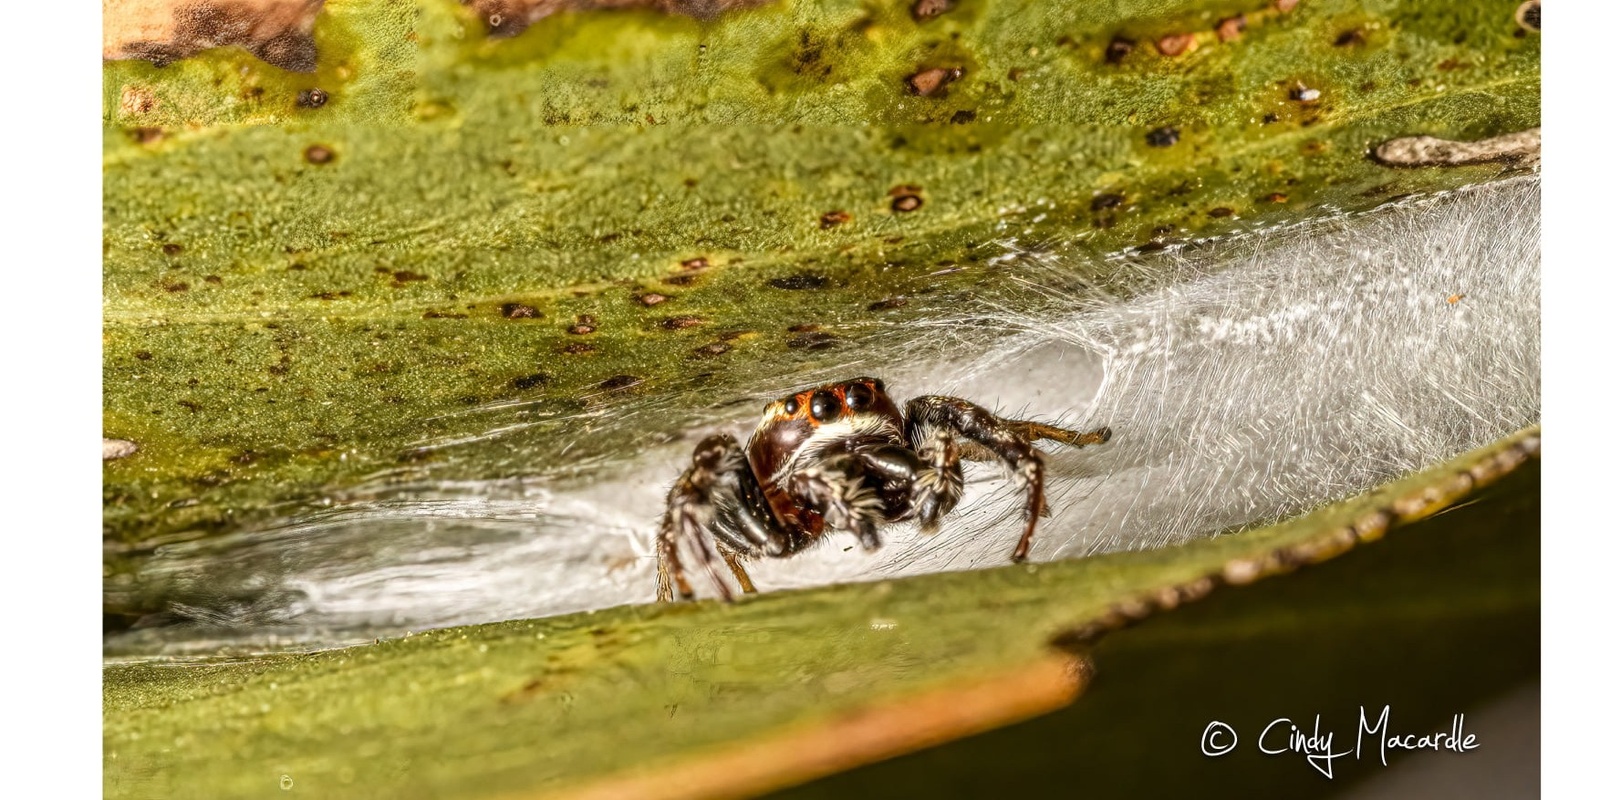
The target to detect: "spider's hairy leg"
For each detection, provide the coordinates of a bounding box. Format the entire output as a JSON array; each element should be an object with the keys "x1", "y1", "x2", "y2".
[
  {"x1": 657, "y1": 434, "x2": 799, "y2": 603},
  {"x1": 957, "y1": 421, "x2": 1112, "y2": 463},
  {"x1": 906, "y1": 396, "x2": 1056, "y2": 563},
  {"x1": 788, "y1": 454, "x2": 886, "y2": 552},
  {"x1": 910, "y1": 429, "x2": 965, "y2": 534}
]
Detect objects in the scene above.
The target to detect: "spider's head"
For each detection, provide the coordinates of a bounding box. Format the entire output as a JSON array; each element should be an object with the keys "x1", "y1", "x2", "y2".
[{"x1": 746, "y1": 377, "x2": 906, "y2": 482}]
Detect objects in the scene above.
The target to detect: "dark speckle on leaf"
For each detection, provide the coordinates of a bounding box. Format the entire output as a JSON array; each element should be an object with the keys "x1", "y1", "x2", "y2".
[
  {"x1": 1146, "y1": 127, "x2": 1180, "y2": 147},
  {"x1": 296, "y1": 88, "x2": 329, "y2": 109},
  {"x1": 769, "y1": 274, "x2": 829, "y2": 290},
  {"x1": 1209, "y1": 206, "x2": 1236, "y2": 218},
  {"x1": 1104, "y1": 36, "x2": 1134, "y2": 65},
  {"x1": 868, "y1": 297, "x2": 908, "y2": 312},
  {"x1": 135, "y1": 351, "x2": 153, "y2": 361},
  {"x1": 510, "y1": 374, "x2": 549, "y2": 391},
  {"x1": 162, "y1": 243, "x2": 183, "y2": 256},
  {"x1": 1090, "y1": 193, "x2": 1124, "y2": 210}
]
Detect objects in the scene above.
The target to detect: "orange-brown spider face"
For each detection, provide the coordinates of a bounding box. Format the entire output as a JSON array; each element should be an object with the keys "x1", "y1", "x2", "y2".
[{"x1": 746, "y1": 377, "x2": 907, "y2": 485}]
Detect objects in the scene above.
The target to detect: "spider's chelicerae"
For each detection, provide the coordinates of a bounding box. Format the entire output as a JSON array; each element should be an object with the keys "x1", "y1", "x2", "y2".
[{"x1": 655, "y1": 377, "x2": 1110, "y2": 601}]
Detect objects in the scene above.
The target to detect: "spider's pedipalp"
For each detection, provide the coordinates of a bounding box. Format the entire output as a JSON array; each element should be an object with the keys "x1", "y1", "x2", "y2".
[
  {"x1": 911, "y1": 429, "x2": 964, "y2": 533},
  {"x1": 789, "y1": 454, "x2": 886, "y2": 551}
]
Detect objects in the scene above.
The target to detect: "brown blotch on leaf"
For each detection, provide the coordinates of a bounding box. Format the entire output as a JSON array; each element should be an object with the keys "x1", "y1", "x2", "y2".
[
  {"x1": 820, "y1": 210, "x2": 852, "y2": 229},
  {"x1": 1208, "y1": 207, "x2": 1235, "y2": 218},
  {"x1": 949, "y1": 109, "x2": 976, "y2": 124},
  {"x1": 1104, "y1": 36, "x2": 1134, "y2": 65},
  {"x1": 296, "y1": 88, "x2": 329, "y2": 108},
  {"x1": 132, "y1": 127, "x2": 165, "y2": 145},
  {"x1": 679, "y1": 257, "x2": 709, "y2": 270},
  {"x1": 1216, "y1": 16, "x2": 1245, "y2": 42},
  {"x1": 787, "y1": 322, "x2": 822, "y2": 333},
  {"x1": 568, "y1": 323, "x2": 597, "y2": 335},
  {"x1": 510, "y1": 373, "x2": 549, "y2": 391},
  {"x1": 905, "y1": 66, "x2": 963, "y2": 97},
  {"x1": 636, "y1": 292, "x2": 670, "y2": 307},
  {"x1": 164, "y1": 281, "x2": 190, "y2": 293},
  {"x1": 868, "y1": 297, "x2": 908, "y2": 312},
  {"x1": 303, "y1": 144, "x2": 336, "y2": 164},
  {"x1": 501, "y1": 302, "x2": 542, "y2": 319},
  {"x1": 135, "y1": 351, "x2": 154, "y2": 361},
  {"x1": 693, "y1": 342, "x2": 731, "y2": 358},
  {"x1": 1261, "y1": 192, "x2": 1288, "y2": 204},
  {"x1": 663, "y1": 274, "x2": 698, "y2": 286},
  {"x1": 162, "y1": 243, "x2": 184, "y2": 256},
  {"x1": 661, "y1": 316, "x2": 705, "y2": 330},
  {"x1": 769, "y1": 274, "x2": 829, "y2": 290},
  {"x1": 391, "y1": 270, "x2": 429, "y2": 286},
  {"x1": 599, "y1": 375, "x2": 642, "y2": 392},
  {"x1": 1156, "y1": 33, "x2": 1194, "y2": 57},
  {"x1": 204, "y1": 275, "x2": 223, "y2": 285},
  {"x1": 911, "y1": 0, "x2": 953, "y2": 21}
]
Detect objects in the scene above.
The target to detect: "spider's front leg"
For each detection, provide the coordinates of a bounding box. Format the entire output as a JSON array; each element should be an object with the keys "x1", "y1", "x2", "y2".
[
  {"x1": 905, "y1": 396, "x2": 1110, "y2": 562},
  {"x1": 656, "y1": 435, "x2": 801, "y2": 603}
]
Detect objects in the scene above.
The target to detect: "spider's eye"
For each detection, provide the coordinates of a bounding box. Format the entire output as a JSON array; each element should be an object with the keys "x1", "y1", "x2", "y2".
[
  {"x1": 783, "y1": 397, "x2": 800, "y2": 415},
  {"x1": 845, "y1": 382, "x2": 873, "y2": 411},
  {"x1": 810, "y1": 391, "x2": 841, "y2": 423}
]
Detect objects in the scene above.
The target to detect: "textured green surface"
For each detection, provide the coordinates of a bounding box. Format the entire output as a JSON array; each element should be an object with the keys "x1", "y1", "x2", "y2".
[
  {"x1": 102, "y1": 428, "x2": 1537, "y2": 800},
  {"x1": 102, "y1": 0, "x2": 1540, "y2": 548}
]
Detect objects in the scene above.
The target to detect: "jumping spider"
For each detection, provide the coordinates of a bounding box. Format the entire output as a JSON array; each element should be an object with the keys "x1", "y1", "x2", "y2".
[{"x1": 656, "y1": 377, "x2": 1111, "y2": 601}]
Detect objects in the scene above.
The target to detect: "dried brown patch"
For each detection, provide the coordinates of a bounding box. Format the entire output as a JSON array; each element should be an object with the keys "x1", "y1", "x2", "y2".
[{"x1": 105, "y1": 0, "x2": 323, "y2": 72}]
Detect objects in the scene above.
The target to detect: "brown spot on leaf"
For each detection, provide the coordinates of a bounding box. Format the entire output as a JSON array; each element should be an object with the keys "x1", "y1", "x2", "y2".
[
  {"x1": 390, "y1": 270, "x2": 429, "y2": 286},
  {"x1": 1334, "y1": 29, "x2": 1365, "y2": 46},
  {"x1": 1216, "y1": 16, "x2": 1245, "y2": 42},
  {"x1": 501, "y1": 302, "x2": 542, "y2": 319},
  {"x1": 661, "y1": 316, "x2": 705, "y2": 330},
  {"x1": 905, "y1": 67, "x2": 963, "y2": 97},
  {"x1": 599, "y1": 375, "x2": 642, "y2": 392},
  {"x1": 1208, "y1": 207, "x2": 1235, "y2": 218},
  {"x1": 868, "y1": 297, "x2": 908, "y2": 311},
  {"x1": 1516, "y1": 1, "x2": 1540, "y2": 32},
  {"x1": 135, "y1": 351, "x2": 153, "y2": 361},
  {"x1": 911, "y1": 0, "x2": 953, "y2": 21},
  {"x1": 161, "y1": 243, "x2": 183, "y2": 256},
  {"x1": 949, "y1": 109, "x2": 976, "y2": 124},
  {"x1": 769, "y1": 274, "x2": 829, "y2": 290},
  {"x1": 787, "y1": 331, "x2": 838, "y2": 350},
  {"x1": 164, "y1": 281, "x2": 190, "y2": 293},
  {"x1": 820, "y1": 210, "x2": 851, "y2": 229},
  {"x1": 296, "y1": 88, "x2": 329, "y2": 108},
  {"x1": 636, "y1": 292, "x2": 670, "y2": 307},
  {"x1": 1155, "y1": 33, "x2": 1194, "y2": 57},
  {"x1": 679, "y1": 257, "x2": 709, "y2": 270},
  {"x1": 693, "y1": 342, "x2": 730, "y2": 358},
  {"x1": 303, "y1": 144, "x2": 335, "y2": 164},
  {"x1": 892, "y1": 194, "x2": 923, "y2": 212},
  {"x1": 204, "y1": 274, "x2": 223, "y2": 285}
]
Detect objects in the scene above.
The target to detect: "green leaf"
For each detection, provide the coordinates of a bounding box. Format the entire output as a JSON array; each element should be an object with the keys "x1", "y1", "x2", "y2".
[
  {"x1": 103, "y1": 0, "x2": 1540, "y2": 551},
  {"x1": 102, "y1": 426, "x2": 1538, "y2": 799}
]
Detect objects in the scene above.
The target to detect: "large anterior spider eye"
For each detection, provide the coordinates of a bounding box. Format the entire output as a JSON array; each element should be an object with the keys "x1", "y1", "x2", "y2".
[
  {"x1": 845, "y1": 382, "x2": 873, "y2": 411},
  {"x1": 810, "y1": 391, "x2": 841, "y2": 423},
  {"x1": 783, "y1": 396, "x2": 800, "y2": 415}
]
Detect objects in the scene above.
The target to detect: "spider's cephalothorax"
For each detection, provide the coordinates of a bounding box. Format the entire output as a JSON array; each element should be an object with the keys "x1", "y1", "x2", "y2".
[{"x1": 655, "y1": 377, "x2": 1110, "y2": 601}]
